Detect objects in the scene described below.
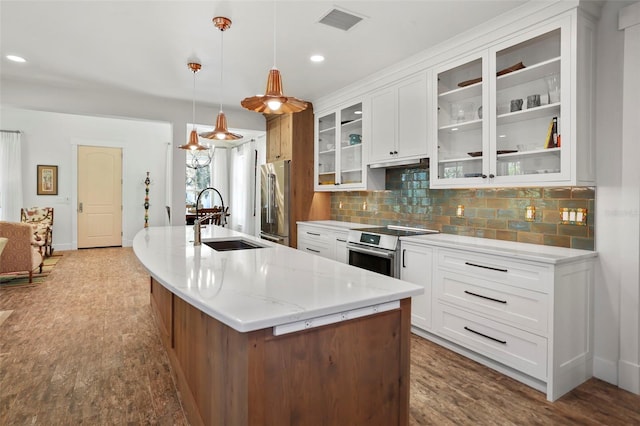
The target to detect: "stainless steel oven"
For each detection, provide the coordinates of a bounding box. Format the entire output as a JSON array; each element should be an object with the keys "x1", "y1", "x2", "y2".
[{"x1": 346, "y1": 226, "x2": 438, "y2": 278}]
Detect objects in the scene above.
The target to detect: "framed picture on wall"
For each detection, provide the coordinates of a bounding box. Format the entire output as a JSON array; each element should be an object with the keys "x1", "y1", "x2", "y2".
[{"x1": 37, "y1": 165, "x2": 58, "y2": 195}]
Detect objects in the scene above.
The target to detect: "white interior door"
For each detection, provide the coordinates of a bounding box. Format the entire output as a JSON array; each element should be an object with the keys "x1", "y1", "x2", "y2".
[{"x1": 77, "y1": 145, "x2": 122, "y2": 248}]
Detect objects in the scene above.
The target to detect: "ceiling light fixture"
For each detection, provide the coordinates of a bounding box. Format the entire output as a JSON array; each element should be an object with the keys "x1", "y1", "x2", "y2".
[
  {"x1": 179, "y1": 62, "x2": 209, "y2": 152},
  {"x1": 200, "y1": 16, "x2": 242, "y2": 141},
  {"x1": 240, "y1": 2, "x2": 308, "y2": 114},
  {"x1": 6, "y1": 55, "x2": 26, "y2": 63}
]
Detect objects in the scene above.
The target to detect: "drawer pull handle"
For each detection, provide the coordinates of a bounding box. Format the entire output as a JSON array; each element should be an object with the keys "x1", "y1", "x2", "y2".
[
  {"x1": 307, "y1": 232, "x2": 321, "y2": 236},
  {"x1": 336, "y1": 239, "x2": 347, "y2": 243},
  {"x1": 465, "y1": 262, "x2": 508, "y2": 273},
  {"x1": 464, "y1": 290, "x2": 507, "y2": 304},
  {"x1": 306, "y1": 248, "x2": 320, "y2": 253},
  {"x1": 464, "y1": 326, "x2": 507, "y2": 344}
]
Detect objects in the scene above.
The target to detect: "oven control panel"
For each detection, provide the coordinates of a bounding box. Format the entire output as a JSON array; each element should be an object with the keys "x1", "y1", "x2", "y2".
[{"x1": 360, "y1": 233, "x2": 381, "y2": 245}]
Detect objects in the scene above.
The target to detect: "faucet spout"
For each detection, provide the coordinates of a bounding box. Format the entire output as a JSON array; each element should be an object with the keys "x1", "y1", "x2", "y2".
[
  {"x1": 195, "y1": 187, "x2": 226, "y2": 226},
  {"x1": 194, "y1": 187, "x2": 226, "y2": 247}
]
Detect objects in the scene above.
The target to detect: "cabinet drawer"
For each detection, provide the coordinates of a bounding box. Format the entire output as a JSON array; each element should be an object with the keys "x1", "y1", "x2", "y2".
[
  {"x1": 435, "y1": 270, "x2": 548, "y2": 334},
  {"x1": 434, "y1": 303, "x2": 547, "y2": 381},
  {"x1": 297, "y1": 226, "x2": 331, "y2": 244},
  {"x1": 437, "y1": 248, "x2": 551, "y2": 292},
  {"x1": 297, "y1": 238, "x2": 332, "y2": 259}
]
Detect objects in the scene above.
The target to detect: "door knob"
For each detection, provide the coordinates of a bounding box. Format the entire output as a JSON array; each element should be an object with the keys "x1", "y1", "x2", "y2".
[{"x1": 78, "y1": 202, "x2": 83, "y2": 213}]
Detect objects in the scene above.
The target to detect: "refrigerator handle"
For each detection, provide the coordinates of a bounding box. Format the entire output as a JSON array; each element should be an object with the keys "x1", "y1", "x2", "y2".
[{"x1": 266, "y1": 173, "x2": 276, "y2": 224}]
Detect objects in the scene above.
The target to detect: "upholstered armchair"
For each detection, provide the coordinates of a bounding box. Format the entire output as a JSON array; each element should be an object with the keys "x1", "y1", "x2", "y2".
[
  {"x1": 0, "y1": 222, "x2": 44, "y2": 283},
  {"x1": 20, "y1": 207, "x2": 54, "y2": 257}
]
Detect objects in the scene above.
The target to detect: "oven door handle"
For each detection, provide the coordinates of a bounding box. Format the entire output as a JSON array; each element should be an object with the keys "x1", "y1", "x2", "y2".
[{"x1": 347, "y1": 244, "x2": 395, "y2": 259}]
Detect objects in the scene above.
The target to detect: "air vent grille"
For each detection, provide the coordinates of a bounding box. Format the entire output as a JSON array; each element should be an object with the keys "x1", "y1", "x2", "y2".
[{"x1": 318, "y1": 8, "x2": 363, "y2": 31}]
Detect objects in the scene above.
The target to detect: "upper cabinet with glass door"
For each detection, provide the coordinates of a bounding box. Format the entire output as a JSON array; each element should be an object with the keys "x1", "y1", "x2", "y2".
[
  {"x1": 315, "y1": 101, "x2": 383, "y2": 191},
  {"x1": 431, "y1": 15, "x2": 595, "y2": 188},
  {"x1": 433, "y1": 53, "x2": 488, "y2": 185}
]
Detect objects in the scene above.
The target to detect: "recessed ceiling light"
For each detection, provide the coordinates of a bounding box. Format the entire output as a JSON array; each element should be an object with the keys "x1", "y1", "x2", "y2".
[
  {"x1": 310, "y1": 55, "x2": 325, "y2": 63},
  {"x1": 6, "y1": 55, "x2": 26, "y2": 63}
]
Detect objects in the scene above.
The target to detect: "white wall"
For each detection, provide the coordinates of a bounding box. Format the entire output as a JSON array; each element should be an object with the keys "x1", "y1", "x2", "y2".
[
  {"x1": 593, "y1": 0, "x2": 640, "y2": 393},
  {"x1": 0, "y1": 107, "x2": 173, "y2": 249},
  {"x1": 0, "y1": 77, "x2": 266, "y2": 227}
]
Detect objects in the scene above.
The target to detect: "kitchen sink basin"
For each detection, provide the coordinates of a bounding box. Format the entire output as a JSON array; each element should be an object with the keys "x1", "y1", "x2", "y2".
[{"x1": 204, "y1": 238, "x2": 267, "y2": 252}]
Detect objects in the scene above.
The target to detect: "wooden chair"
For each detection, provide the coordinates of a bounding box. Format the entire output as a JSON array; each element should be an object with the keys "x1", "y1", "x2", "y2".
[
  {"x1": 0, "y1": 222, "x2": 44, "y2": 283},
  {"x1": 20, "y1": 207, "x2": 54, "y2": 257}
]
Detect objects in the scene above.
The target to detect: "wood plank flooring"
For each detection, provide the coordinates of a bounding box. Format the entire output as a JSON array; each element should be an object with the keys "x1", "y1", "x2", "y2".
[{"x1": 1, "y1": 247, "x2": 639, "y2": 425}]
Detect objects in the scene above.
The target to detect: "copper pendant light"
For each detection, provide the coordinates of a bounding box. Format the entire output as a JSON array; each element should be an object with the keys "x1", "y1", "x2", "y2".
[
  {"x1": 240, "y1": 2, "x2": 308, "y2": 115},
  {"x1": 179, "y1": 62, "x2": 209, "y2": 151},
  {"x1": 200, "y1": 16, "x2": 242, "y2": 141}
]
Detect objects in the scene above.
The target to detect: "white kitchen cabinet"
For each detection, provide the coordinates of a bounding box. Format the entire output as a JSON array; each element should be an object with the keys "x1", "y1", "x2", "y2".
[
  {"x1": 402, "y1": 234, "x2": 595, "y2": 401},
  {"x1": 334, "y1": 231, "x2": 349, "y2": 264},
  {"x1": 297, "y1": 222, "x2": 357, "y2": 264},
  {"x1": 369, "y1": 72, "x2": 429, "y2": 167},
  {"x1": 315, "y1": 101, "x2": 383, "y2": 191},
  {"x1": 431, "y1": 14, "x2": 596, "y2": 188},
  {"x1": 297, "y1": 224, "x2": 333, "y2": 260},
  {"x1": 400, "y1": 241, "x2": 433, "y2": 331}
]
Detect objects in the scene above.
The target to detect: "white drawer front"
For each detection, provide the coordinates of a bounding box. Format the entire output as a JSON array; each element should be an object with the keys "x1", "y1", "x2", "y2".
[
  {"x1": 298, "y1": 226, "x2": 331, "y2": 243},
  {"x1": 297, "y1": 238, "x2": 332, "y2": 259},
  {"x1": 436, "y1": 270, "x2": 548, "y2": 334},
  {"x1": 434, "y1": 303, "x2": 548, "y2": 381},
  {"x1": 437, "y1": 249, "x2": 551, "y2": 292}
]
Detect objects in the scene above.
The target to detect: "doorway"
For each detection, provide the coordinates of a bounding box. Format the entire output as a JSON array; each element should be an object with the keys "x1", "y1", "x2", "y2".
[{"x1": 77, "y1": 146, "x2": 123, "y2": 248}]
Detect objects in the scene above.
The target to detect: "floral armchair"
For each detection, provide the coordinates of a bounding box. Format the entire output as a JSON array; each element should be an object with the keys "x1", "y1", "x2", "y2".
[
  {"x1": 0, "y1": 221, "x2": 44, "y2": 282},
  {"x1": 20, "y1": 207, "x2": 54, "y2": 257}
]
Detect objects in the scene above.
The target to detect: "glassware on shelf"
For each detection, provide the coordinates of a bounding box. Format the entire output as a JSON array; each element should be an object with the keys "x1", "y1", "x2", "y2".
[{"x1": 545, "y1": 74, "x2": 560, "y2": 104}]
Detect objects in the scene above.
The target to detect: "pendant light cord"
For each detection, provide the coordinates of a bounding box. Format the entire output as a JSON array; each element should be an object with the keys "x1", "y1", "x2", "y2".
[
  {"x1": 192, "y1": 69, "x2": 196, "y2": 131},
  {"x1": 273, "y1": 0, "x2": 277, "y2": 68},
  {"x1": 219, "y1": 28, "x2": 224, "y2": 112}
]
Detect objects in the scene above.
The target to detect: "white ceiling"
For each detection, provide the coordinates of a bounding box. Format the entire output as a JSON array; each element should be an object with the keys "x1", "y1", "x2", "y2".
[{"x1": 1, "y1": 1, "x2": 529, "y2": 113}]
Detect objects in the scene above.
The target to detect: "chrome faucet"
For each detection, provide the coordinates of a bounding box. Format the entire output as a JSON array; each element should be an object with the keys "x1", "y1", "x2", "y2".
[
  {"x1": 193, "y1": 187, "x2": 226, "y2": 246},
  {"x1": 195, "y1": 187, "x2": 226, "y2": 225}
]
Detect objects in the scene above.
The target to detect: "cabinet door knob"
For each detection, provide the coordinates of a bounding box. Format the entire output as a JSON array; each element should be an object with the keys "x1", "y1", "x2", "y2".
[
  {"x1": 482, "y1": 174, "x2": 488, "y2": 179},
  {"x1": 389, "y1": 151, "x2": 394, "y2": 155},
  {"x1": 489, "y1": 174, "x2": 495, "y2": 178}
]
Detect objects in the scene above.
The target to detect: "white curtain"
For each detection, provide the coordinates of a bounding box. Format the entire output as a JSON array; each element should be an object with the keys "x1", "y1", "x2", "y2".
[
  {"x1": 0, "y1": 131, "x2": 24, "y2": 222},
  {"x1": 210, "y1": 148, "x2": 229, "y2": 208},
  {"x1": 229, "y1": 141, "x2": 256, "y2": 234}
]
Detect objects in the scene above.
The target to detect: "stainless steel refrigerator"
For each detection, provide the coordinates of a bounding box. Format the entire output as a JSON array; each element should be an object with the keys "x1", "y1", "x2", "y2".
[{"x1": 260, "y1": 160, "x2": 290, "y2": 246}]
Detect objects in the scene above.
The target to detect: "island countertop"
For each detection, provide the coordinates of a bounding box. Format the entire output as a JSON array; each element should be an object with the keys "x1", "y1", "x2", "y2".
[{"x1": 133, "y1": 226, "x2": 422, "y2": 333}]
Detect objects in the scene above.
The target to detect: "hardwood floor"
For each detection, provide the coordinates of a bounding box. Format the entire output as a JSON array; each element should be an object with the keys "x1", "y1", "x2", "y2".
[{"x1": 1, "y1": 247, "x2": 638, "y2": 425}]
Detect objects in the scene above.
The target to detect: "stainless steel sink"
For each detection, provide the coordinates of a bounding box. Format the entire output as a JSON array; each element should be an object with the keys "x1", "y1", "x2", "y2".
[{"x1": 203, "y1": 238, "x2": 267, "y2": 252}]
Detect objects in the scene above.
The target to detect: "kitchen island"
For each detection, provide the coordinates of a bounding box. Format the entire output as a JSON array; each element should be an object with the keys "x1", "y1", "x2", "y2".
[{"x1": 133, "y1": 226, "x2": 422, "y2": 426}]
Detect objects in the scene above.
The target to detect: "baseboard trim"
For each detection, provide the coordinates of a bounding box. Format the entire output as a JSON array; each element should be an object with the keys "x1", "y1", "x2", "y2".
[
  {"x1": 593, "y1": 356, "x2": 618, "y2": 385},
  {"x1": 618, "y1": 359, "x2": 640, "y2": 395}
]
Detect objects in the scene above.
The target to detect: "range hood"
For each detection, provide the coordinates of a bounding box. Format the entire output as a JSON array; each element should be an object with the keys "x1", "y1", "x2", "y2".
[{"x1": 369, "y1": 157, "x2": 429, "y2": 169}]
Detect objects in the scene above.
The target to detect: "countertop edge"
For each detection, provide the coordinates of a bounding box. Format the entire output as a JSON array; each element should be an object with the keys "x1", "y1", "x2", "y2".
[{"x1": 400, "y1": 234, "x2": 598, "y2": 265}]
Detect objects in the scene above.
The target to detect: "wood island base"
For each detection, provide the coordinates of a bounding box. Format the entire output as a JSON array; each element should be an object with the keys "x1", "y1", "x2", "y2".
[{"x1": 150, "y1": 277, "x2": 412, "y2": 425}]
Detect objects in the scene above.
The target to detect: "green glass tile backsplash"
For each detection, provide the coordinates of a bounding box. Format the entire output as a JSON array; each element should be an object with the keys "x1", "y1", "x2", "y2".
[{"x1": 330, "y1": 167, "x2": 595, "y2": 250}]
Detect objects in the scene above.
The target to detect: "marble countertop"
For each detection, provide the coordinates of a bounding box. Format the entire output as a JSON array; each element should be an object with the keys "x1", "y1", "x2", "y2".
[
  {"x1": 133, "y1": 226, "x2": 422, "y2": 333},
  {"x1": 401, "y1": 233, "x2": 597, "y2": 264}
]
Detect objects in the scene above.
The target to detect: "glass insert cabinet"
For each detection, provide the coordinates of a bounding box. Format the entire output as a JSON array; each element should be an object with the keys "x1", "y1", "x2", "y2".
[
  {"x1": 431, "y1": 19, "x2": 573, "y2": 188},
  {"x1": 315, "y1": 102, "x2": 365, "y2": 190}
]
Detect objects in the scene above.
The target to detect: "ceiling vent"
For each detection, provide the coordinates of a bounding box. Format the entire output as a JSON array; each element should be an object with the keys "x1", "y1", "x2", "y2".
[{"x1": 318, "y1": 8, "x2": 364, "y2": 31}]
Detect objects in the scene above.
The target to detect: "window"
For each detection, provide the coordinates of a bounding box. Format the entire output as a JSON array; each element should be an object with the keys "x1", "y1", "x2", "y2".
[{"x1": 185, "y1": 150, "x2": 212, "y2": 207}]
